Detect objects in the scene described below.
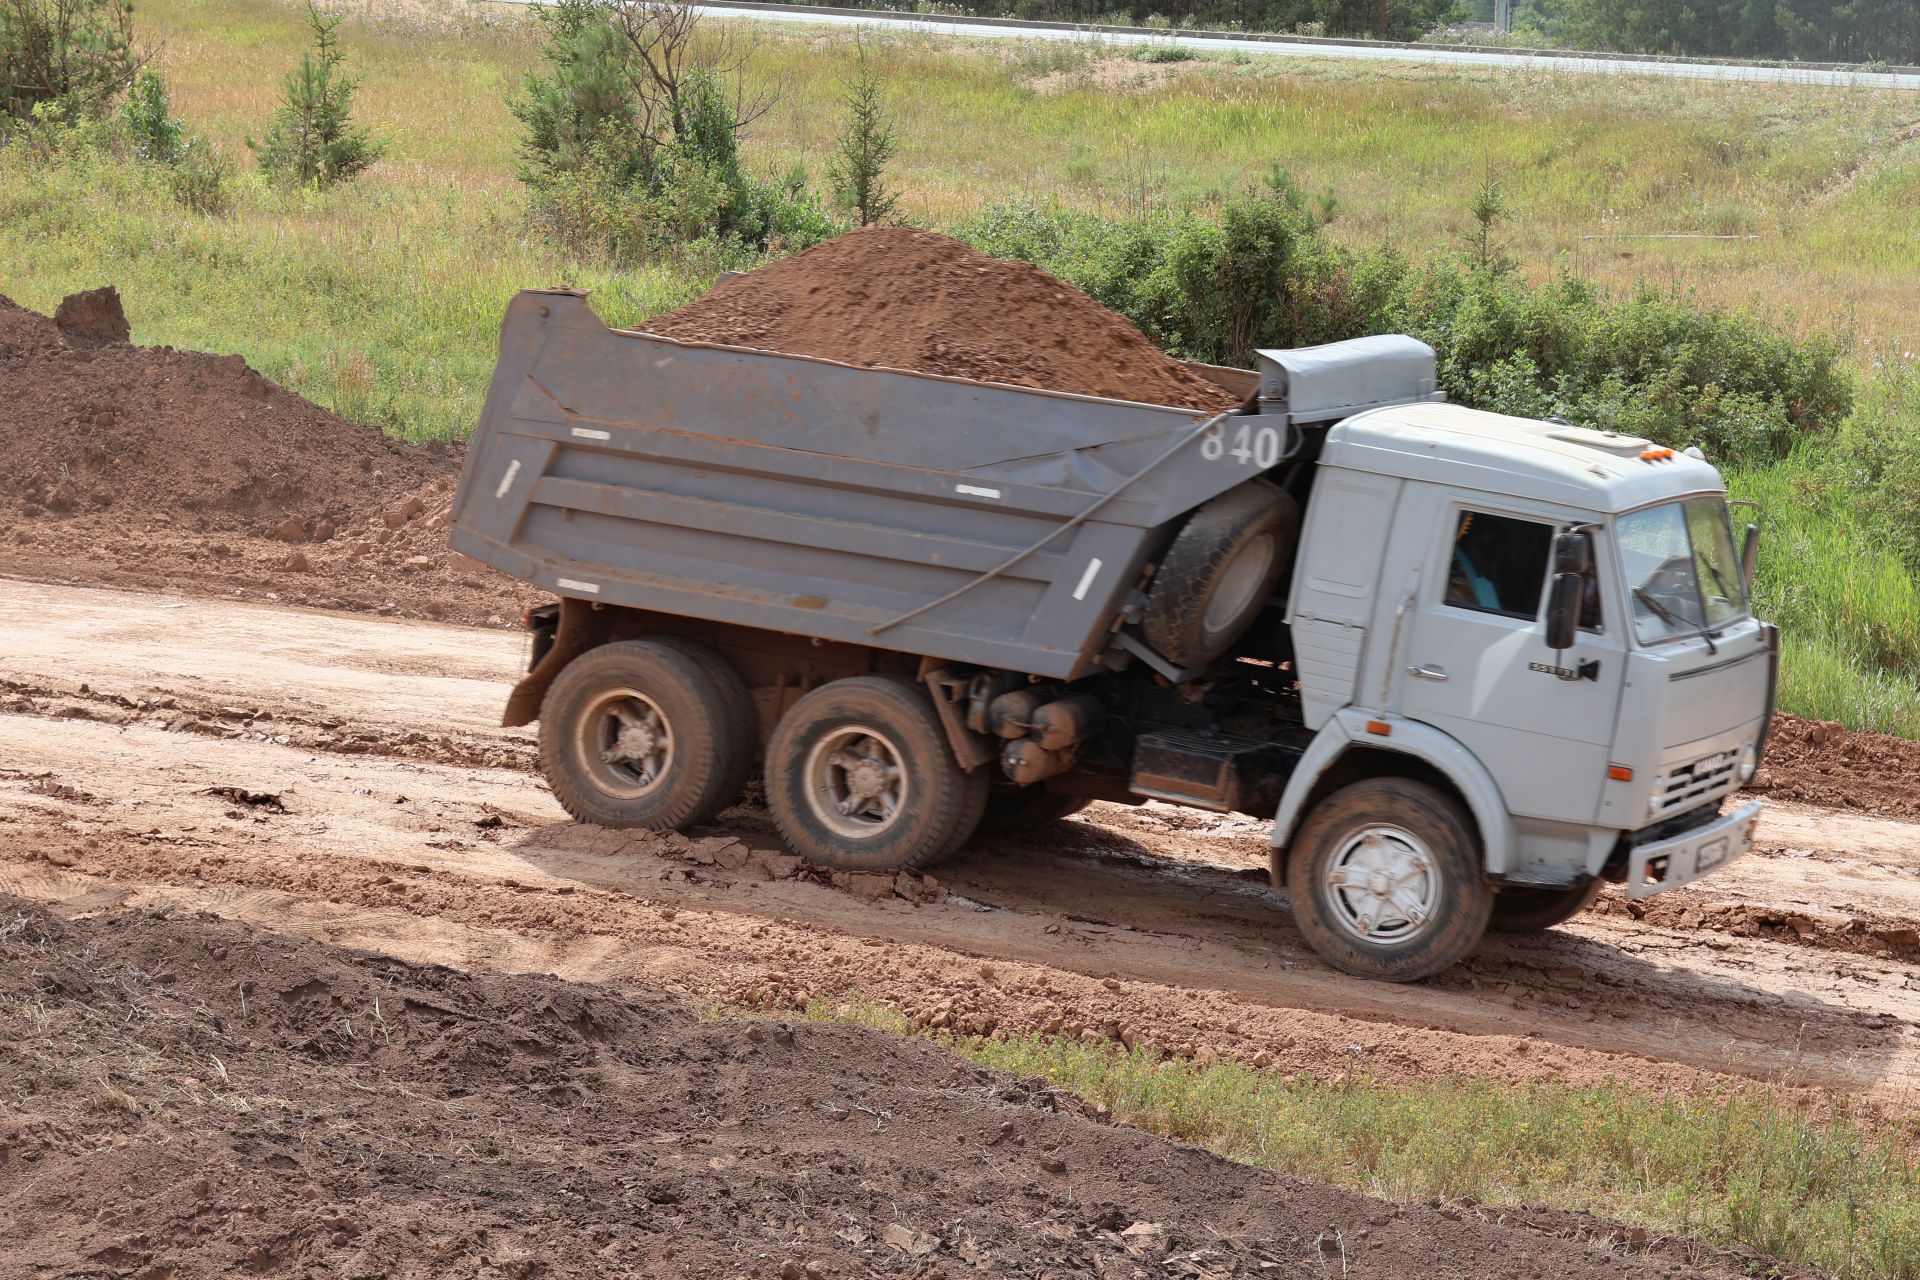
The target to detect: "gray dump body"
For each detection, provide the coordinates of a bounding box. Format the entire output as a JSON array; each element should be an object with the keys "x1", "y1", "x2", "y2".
[{"x1": 451, "y1": 290, "x2": 1434, "y2": 681}]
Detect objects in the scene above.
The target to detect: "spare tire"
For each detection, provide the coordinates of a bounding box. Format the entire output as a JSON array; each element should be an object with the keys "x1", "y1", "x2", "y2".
[{"x1": 1143, "y1": 479, "x2": 1298, "y2": 667}]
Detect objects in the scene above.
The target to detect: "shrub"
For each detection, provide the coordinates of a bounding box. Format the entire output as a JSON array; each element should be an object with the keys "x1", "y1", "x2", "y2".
[
  {"x1": 250, "y1": 2, "x2": 384, "y2": 187},
  {"x1": 118, "y1": 65, "x2": 180, "y2": 163},
  {"x1": 1403, "y1": 265, "x2": 1853, "y2": 465},
  {"x1": 0, "y1": 0, "x2": 136, "y2": 124},
  {"x1": 512, "y1": 0, "x2": 837, "y2": 263},
  {"x1": 169, "y1": 136, "x2": 231, "y2": 215},
  {"x1": 956, "y1": 188, "x2": 1851, "y2": 466},
  {"x1": 510, "y1": 0, "x2": 644, "y2": 190}
]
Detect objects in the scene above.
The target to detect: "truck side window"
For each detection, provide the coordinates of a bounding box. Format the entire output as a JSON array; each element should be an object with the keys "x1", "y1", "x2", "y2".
[{"x1": 1443, "y1": 511, "x2": 1553, "y2": 620}]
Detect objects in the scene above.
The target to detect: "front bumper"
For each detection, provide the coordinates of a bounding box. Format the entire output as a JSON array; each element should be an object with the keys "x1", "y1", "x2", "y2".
[{"x1": 1625, "y1": 800, "x2": 1761, "y2": 900}]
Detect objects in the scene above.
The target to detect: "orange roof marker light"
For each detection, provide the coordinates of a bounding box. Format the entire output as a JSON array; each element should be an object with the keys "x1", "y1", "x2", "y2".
[
  {"x1": 1639, "y1": 447, "x2": 1676, "y2": 462},
  {"x1": 1365, "y1": 719, "x2": 1392, "y2": 737}
]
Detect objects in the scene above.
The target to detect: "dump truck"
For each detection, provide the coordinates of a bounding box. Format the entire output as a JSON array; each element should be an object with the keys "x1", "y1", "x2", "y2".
[{"x1": 449, "y1": 288, "x2": 1777, "y2": 981}]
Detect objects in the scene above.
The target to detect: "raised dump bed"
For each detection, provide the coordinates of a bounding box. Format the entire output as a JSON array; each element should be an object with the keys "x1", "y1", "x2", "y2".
[{"x1": 449, "y1": 289, "x2": 1430, "y2": 682}]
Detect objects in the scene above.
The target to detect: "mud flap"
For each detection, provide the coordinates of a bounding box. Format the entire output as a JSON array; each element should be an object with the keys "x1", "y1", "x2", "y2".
[{"x1": 502, "y1": 597, "x2": 610, "y2": 727}]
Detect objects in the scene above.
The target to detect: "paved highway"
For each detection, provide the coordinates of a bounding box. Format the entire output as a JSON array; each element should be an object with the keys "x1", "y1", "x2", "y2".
[{"x1": 663, "y1": 2, "x2": 1920, "y2": 90}]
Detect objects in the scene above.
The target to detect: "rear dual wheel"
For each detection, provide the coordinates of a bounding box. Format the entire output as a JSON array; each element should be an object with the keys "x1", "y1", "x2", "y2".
[
  {"x1": 764, "y1": 675, "x2": 988, "y2": 872},
  {"x1": 538, "y1": 639, "x2": 754, "y2": 830}
]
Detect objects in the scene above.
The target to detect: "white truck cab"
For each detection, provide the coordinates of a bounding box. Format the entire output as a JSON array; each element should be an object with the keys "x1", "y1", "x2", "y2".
[{"x1": 1267, "y1": 400, "x2": 1773, "y2": 978}]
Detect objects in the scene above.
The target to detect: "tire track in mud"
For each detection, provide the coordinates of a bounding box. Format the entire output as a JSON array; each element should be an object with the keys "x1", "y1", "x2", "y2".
[
  {"x1": 2, "y1": 712, "x2": 1916, "y2": 1111},
  {"x1": 9, "y1": 669, "x2": 1918, "y2": 970},
  {"x1": 3, "y1": 580, "x2": 1918, "y2": 1110}
]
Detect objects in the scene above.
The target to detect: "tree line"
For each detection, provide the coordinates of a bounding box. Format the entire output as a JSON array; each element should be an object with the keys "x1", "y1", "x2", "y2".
[{"x1": 1548, "y1": 0, "x2": 1917, "y2": 65}]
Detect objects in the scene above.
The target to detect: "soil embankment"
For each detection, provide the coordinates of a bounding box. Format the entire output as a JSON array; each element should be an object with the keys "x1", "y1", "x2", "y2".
[
  {"x1": 0, "y1": 291, "x2": 534, "y2": 626},
  {"x1": 0, "y1": 897, "x2": 1824, "y2": 1279}
]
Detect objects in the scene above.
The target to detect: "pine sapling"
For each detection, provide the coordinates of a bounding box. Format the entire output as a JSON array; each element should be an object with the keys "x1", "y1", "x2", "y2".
[
  {"x1": 250, "y1": 2, "x2": 384, "y2": 187},
  {"x1": 827, "y1": 38, "x2": 899, "y2": 228}
]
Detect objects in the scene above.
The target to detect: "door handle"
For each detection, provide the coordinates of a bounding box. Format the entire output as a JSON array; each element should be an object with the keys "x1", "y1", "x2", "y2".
[{"x1": 1407, "y1": 664, "x2": 1450, "y2": 682}]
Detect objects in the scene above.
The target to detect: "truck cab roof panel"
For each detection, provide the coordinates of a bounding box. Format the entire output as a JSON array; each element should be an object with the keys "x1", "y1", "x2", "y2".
[{"x1": 1321, "y1": 401, "x2": 1725, "y2": 513}]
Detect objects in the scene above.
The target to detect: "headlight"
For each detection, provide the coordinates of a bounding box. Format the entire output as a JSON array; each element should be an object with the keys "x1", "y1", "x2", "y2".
[
  {"x1": 1647, "y1": 786, "x2": 1665, "y2": 816},
  {"x1": 1736, "y1": 743, "x2": 1757, "y2": 784}
]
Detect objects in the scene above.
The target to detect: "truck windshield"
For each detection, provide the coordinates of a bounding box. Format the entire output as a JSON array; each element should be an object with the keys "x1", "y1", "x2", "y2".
[{"x1": 1616, "y1": 496, "x2": 1749, "y2": 645}]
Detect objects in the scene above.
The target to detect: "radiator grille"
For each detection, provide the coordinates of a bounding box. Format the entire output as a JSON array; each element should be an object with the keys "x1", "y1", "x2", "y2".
[{"x1": 1655, "y1": 751, "x2": 1737, "y2": 815}]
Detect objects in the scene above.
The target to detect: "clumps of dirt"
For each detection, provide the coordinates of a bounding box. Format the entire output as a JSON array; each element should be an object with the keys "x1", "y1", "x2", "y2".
[
  {"x1": 0, "y1": 897, "x2": 1781, "y2": 1280},
  {"x1": 0, "y1": 292, "x2": 534, "y2": 627},
  {"x1": 1596, "y1": 893, "x2": 1920, "y2": 964},
  {"x1": 52, "y1": 285, "x2": 129, "y2": 345},
  {"x1": 646, "y1": 226, "x2": 1245, "y2": 412},
  {"x1": 1752, "y1": 713, "x2": 1920, "y2": 823}
]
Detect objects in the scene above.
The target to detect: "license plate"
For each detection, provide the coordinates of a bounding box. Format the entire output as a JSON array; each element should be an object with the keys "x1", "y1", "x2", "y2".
[{"x1": 1693, "y1": 837, "x2": 1731, "y2": 874}]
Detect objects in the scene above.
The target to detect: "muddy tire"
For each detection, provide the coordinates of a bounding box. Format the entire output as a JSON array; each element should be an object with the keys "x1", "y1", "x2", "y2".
[
  {"x1": 976, "y1": 787, "x2": 1090, "y2": 836},
  {"x1": 765, "y1": 675, "x2": 988, "y2": 872},
  {"x1": 1489, "y1": 880, "x2": 1602, "y2": 934},
  {"x1": 538, "y1": 639, "x2": 752, "y2": 831},
  {"x1": 1285, "y1": 778, "x2": 1493, "y2": 982},
  {"x1": 647, "y1": 635, "x2": 761, "y2": 804},
  {"x1": 1143, "y1": 480, "x2": 1298, "y2": 668}
]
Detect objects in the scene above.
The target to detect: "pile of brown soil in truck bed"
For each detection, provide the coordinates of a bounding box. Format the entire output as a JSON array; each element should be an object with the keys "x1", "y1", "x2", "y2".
[
  {"x1": 646, "y1": 227, "x2": 1245, "y2": 412},
  {"x1": 0, "y1": 292, "x2": 535, "y2": 626}
]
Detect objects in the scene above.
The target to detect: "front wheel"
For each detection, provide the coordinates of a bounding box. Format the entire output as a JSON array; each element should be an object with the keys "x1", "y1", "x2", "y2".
[
  {"x1": 1285, "y1": 778, "x2": 1493, "y2": 982},
  {"x1": 1489, "y1": 880, "x2": 1602, "y2": 933}
]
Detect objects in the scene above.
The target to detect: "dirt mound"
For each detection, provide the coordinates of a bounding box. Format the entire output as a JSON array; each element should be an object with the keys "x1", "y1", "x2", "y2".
[
  {"x1": 0, "y1": 897, "x2": 1789, "y2": 1280},
  {"x1": 1752, "y1": 713, "x2": 1920, "y2": 822},
  {"x1": 0, "y1": 293, "x2": 441, "y2": 532},
  {"x1": 52, "y1": 285, "x2": 129, "y2": 345},
  {"x1": 0, "y1": 292, "x2": 533, "y2": 626},
  {"x1": 647, "y1": 227, "x2": 1244, "y2": 412}
]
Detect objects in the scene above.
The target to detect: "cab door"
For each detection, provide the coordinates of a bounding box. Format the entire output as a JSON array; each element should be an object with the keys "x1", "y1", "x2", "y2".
[{"x1": 1391, "y1": 501, "x2": 1627, "y2": 828}]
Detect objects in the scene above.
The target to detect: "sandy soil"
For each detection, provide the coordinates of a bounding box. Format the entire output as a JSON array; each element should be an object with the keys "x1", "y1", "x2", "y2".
[{"x1": 4, "y1": 578, "x2": 1915, "y2": 1118}]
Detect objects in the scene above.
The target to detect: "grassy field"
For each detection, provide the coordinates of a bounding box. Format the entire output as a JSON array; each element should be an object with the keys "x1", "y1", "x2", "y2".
[
  {"x1": 4, "y1": 0, "x2": 1920, "y2": 728},
  {"x1": 793, "y1": 1002, "x2": 1920, "y2": 1280}
]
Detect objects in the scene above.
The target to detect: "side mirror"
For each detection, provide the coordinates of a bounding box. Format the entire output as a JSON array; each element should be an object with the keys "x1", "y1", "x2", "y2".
[
  {"x1": 1553, "y1": 530, "x2": 1593, "y2": 577},
  {"x1": 1545, "y1": 572, "x2": 1582, "y2": 650},
  {"x1": 1740, "y1": 522, "x2": 1760, "y2": 592}
]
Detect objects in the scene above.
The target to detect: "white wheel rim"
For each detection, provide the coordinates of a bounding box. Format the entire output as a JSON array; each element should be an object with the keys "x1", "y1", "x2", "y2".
[
  {"x1": 1203, "y1": 533, "x2": 1275, "y2": 637},
  {"x1": 805, "y1": 724, "x2": 910, "y2": 840},
  {"x1": 578, "y1": 687, "x2": 674, "y2": 799},
  {"x1": 1323, "y1": 823, "x2": 1440, "y2": 944}
]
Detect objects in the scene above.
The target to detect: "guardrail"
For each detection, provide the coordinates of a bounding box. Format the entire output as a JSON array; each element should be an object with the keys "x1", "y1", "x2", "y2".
[{"x1": 694, "y1": 0, "x2": 1920, "y2": 81}]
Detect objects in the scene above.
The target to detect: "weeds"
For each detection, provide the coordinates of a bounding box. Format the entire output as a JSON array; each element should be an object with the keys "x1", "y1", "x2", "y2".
[{"x1": 805, "y1": 998, "x2": 1920, "y2": 1280}]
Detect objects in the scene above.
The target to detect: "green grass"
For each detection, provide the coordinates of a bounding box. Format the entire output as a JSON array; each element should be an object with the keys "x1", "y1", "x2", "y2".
[
  {"x1": 5, "y1": 0, "x2": 1920, "y2": 729},
  {"x1": 808, "y1": 1000, "x2": 1920, "y2": 1280},
  {"x1": 1733, "y1": 459, "x2": 1920, "y2": 736}
]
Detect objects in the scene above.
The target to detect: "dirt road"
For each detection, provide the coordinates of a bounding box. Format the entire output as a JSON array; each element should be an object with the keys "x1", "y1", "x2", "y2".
[{"x1": 4, "y1": 578, "x2": 1918, "y2": 1108}]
